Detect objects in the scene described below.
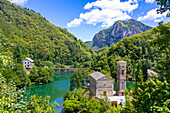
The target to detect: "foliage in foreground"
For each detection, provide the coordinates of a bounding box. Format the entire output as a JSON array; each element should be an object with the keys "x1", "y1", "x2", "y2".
[
  {"x1": 133, "y1": 77, "x2": 170, "y2": 113},
  {"x1": 0, "y1": 74, "x2": 57, "y2": 112},
  {"x1": 63, "y1": 88, "x2": 125, "y2": 113},
  {"x1": 64, "y1": 77, "x2": 170, "y2": 113}
]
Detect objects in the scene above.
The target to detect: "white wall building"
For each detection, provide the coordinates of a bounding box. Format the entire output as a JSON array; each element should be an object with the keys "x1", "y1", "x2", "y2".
[{"x1": 23, "y1": 58, "x2": 34, "y2": 69}]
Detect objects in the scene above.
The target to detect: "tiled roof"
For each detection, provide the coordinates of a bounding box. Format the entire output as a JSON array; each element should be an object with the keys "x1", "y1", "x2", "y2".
[
  {"x1": 24, "y1": 58, "x2": 34, "y2": 62},
  {"x1": 90, "y1": 72, "x2": 106, "y2": 80}
]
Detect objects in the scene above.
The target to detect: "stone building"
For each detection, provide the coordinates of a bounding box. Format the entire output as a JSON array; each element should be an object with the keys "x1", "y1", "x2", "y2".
[
  {"x1": 90, "y1": 72, "x2": 114, "y2": 97},
  {"x1": 116, "y1": 61, "x2": 127, "y2": 96}
]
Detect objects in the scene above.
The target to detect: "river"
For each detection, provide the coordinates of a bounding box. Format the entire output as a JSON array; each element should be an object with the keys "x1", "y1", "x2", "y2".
[{"x1": 25, "y1": 72, "x2": 136, "y2": 113}]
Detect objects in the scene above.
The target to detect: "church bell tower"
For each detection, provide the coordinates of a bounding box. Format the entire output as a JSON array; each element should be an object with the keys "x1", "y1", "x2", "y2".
[{"x1": 116, "y1": 61, "x2": 127, "y2": 96}]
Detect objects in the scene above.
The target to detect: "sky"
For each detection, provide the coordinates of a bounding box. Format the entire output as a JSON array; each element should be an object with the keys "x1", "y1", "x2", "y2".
[{"x1": 8, "y1": 0, "x2": 169, "y2": 42}]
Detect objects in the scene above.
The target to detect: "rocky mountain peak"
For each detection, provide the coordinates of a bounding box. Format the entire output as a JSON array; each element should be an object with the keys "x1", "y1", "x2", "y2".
[{"x1": 92, "y1": 19, "x2": 152, "y2": 48}]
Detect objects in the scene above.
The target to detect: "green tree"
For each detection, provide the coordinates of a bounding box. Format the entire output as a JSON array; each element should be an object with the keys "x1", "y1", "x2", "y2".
[
  {"x1": 63, "y1": 88, "x2": 117, "y2": 113},
  {"x1": 26, "y1": 94, "x2": 58, "y2": 112},
  {"x1": 125, "y1": 88, "x2": 133, "y2": 113},
  {"x1": 0, "y1": 74, "x2": 57, "y2": 113},
  {"x1": 0, "y1": 0, "x2": 96, "y2": 68},
  {"x1": 37, "y1": 67, "x2": 54, "y2": 84},
  {"x1": 0, "y1": 75, "x2": 26, "y2": 112},
  {"x1": 29, "y1": 66, "x2": 39, "y2": 85},
  {"x1": 13, "y1": 44, "x2": 23, "y2": 63},
  {"x1": 133, "y1": 77, "x2": 170, "y2": 112},
  {"x1": 13, "y1": 63, "x2": 29, "y2": 88},
  {"x1": 138, "y1": 69, "x2": 143, "y2": 82},
  {"x1": 70, "y1": 69, "x2": 89, "y2": 91}
]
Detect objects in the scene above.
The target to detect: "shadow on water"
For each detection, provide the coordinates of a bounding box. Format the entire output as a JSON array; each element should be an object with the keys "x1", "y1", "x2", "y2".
[{"x1": 25, "y1": 72, "x2": 73, "y2": 113}]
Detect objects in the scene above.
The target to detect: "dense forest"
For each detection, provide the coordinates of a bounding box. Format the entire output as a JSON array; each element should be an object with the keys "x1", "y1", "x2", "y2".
[
  {"x1": 65, "y1": 21, "x2": 170, "y2": 112},
  {"x1": 0, "y1": 0, "x2": 169, "y2": 112},
  {"x1": 0, "y1": 25, "x2": 58, "y2": 112},
  {"x1": 64, "y1": 22, "x2": 170, "y2": 113},
  {"x1": 90, "y1": 22, "x2": 170, "y2": 82},
  {"x1": 0, "y1": 0, "x2": 96, "y2": 68}
]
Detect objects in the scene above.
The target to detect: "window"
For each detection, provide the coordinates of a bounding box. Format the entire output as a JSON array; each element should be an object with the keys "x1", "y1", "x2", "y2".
[
  {"x1": 28, "y1": 62, "x2": 29, "y2": 64},
  {"x1": 25, "y1": 62, "x2": 26, "y2": 64},
  {"x1": 103, "y1": 91, "x2": 107, "y2": 96},
  {"x1": 122, "y1": 70, "x2": 124, "y2": 75},
  {"x1": 104, "y1": 84, "x2": 106, "y2": 86},
  {"x1": 25, "y1": 65, "x2": 26, "y2": 67},
  {"x1": 28, "y1": 65, "x2": 29, "y2": 67}
]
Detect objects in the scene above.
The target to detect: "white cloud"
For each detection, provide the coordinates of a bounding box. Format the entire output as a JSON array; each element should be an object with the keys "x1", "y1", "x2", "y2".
[
  {"x1": 145, "y1": 0, "x2": 155, "y2": 3},
  {"x1": 67, "y1": 0, "x2": 138, "y2": 27},
  {"x1": 137, "y1": 8, "x2": 168, "y2": 22},
  {"x1": 154, "y1": 18, "x2": 163, "y2": 22},
  {"x1": 8, "y1": 0, "x2": 28, "y2": 5},
  {"x1": 67, "y1": 18, "x2": 83, "y2": 27}
]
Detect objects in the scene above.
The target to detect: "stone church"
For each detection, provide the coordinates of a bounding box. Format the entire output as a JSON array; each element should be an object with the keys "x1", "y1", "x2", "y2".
[
  {"x1": 90, "y1": 72, "x2": 114, "y2": 97},
  {"x1": 90, "y1": 61, "x2": 127, "y2": 97}
]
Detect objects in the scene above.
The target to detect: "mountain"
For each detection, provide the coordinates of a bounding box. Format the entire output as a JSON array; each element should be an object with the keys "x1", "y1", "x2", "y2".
[
  {"x1": 92, "y1": 19, "x2": 152, "y2": 48},
  {"x1": 0, "y1": 0, "x2": 96, "y2": 67},
  {"x1": 91, "y1": 22, "x2": 170, "y2": 81},
  {"x1": 85, "y1": 41, "x2": 93, "y2": 48}
]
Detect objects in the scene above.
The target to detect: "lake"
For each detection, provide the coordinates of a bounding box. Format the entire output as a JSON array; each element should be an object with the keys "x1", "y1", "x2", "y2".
[
  {"x1": 25, "y1": 72, "x2": 136, "y2": 113},
  {"x1": 25, "y1": 72, "x2": 72, "y2": 113}
]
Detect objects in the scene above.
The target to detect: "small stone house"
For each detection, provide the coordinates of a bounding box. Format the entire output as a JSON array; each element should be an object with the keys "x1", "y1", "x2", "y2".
[
  {"x1": 23, "y1": 58, "x2": 34, "y2": 70},
  {"x1": 90, "y1": 72, "x2": 114, "y2": 97}
]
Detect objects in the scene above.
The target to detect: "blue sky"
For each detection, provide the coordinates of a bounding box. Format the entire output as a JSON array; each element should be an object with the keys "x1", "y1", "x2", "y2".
[{"x1": 8, "y1": 0, "x2": 169, "y2": 42}]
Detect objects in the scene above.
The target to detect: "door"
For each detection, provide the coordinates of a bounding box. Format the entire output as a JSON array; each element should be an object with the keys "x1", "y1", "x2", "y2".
[{"x1": 103, "y1": 91, "x2": 107, "y2": 96}]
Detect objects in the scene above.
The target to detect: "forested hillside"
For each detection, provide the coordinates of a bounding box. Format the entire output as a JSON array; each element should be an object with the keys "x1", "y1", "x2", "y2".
[
  {"x1": 0, "y1": 0, "x2": 95, "y2": 67},
  {"x1": 91, "y1": 22, "x2": 170, "y2": 81}
]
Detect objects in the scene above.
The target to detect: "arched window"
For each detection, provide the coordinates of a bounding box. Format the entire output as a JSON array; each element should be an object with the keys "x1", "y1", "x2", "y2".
[{"x1": 122, "y1": 70, "x2": 124, "y2": 75}]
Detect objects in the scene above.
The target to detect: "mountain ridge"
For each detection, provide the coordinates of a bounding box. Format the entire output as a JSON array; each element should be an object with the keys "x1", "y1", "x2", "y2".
[{"x1": 92, "y1": 19, "x2": 152, "y2": 48}]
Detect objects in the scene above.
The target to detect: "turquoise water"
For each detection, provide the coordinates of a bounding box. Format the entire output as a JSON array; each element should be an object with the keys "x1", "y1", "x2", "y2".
[
  {"x1": 114, "y1": 81, "x2": 136, "y2": 91},
  {"x1": 25, "y1": 72, "x2": 72, "y2": 113},
  {"x1": 25, "y1": 72, "x2": 136, "y2": 113}
]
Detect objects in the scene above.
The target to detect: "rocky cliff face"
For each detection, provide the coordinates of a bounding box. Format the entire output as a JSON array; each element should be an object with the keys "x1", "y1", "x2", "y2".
[{"x1": 92, "y1": 19, "x2": 152, "y2": 48}]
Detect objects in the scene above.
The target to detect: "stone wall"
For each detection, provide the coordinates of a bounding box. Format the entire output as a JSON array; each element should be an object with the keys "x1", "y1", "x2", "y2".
[{"x1": 90, "y1": 76, "x2": 96, "y2": 95}]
